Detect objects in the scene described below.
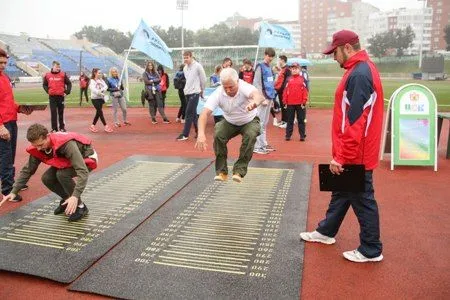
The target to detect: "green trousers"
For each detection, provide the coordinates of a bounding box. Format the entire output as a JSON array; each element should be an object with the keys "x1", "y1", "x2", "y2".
[{"x1": 213, "y1": 117, "x2": 260, "y2": 177}]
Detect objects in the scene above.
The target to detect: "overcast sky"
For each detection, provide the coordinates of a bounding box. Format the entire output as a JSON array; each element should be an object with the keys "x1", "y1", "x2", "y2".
[{"x1": 0, "y1": 0, "x2": 423, "y2": 39}]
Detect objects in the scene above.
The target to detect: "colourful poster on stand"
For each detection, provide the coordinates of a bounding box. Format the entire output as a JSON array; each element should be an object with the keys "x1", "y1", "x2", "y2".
[{"x1": 391, "y1": 84, "x2": 437, "y2": 171}]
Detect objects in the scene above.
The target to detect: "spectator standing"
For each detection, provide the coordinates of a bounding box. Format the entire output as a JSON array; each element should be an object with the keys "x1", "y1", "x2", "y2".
[
  {"x1": 176, "y1": 51, "x2": 206, "y2": 141},
  {"x1": 300, "y1": 30, "x2": 384, "y2": 263},
  {"x1": 142, "y1": 62, "x2": 170, "y2": 124},
  {"x1": 282, "y1": 62, "x2": 308, "y2": 141},
  {"x1": 0, "y1": 49, "x2": 31, "y2": 202},
  {"x1": 253, "y1": 47, "x2": 276, "y2": 154},
  {"x1": 222, "y1": 57, "x2": 233, "y2": 69},
  {"x1": 238, "y1": 59, "x2": 254, "y2": 84},
  {"x1": 89, "y1": 68, "x2": 113, "y2": 133},
  {"x1": 274, "y1": 55, "x2": 291, "y2": 128},
  {"x1": 79, "y1": 71, "x2": 90, "y2": 105},
  {"x1": 43, "y1": 61, "x2": 72, "y2": 132},
  {"x1": 173, "y1": 64, "x2": 187, "y2": 123},
  {"x1": 210, "y1": 65, "x2": 222, "y2": 87},
  {"x1": 106, "y1": 67, "x2": 130, "y2": 127},
  {"x1": 157, "y1": 65, "x2": 170, "y2": 108}
]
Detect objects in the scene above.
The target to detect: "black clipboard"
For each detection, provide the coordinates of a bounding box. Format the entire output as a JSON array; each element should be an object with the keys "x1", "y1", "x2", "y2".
[
  {"x1": 318, "y1": 164, "x2": 365, "y2": 192},
  {"x1": 19, "y1": 104, "x2": 47, "y2": 111}
]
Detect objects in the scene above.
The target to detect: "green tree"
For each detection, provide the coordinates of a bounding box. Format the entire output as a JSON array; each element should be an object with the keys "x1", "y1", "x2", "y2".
[
  {"x1": 368, "y1": 33, "x2": 389, "y2": 59},
  {"x1": 74, "y1": 26, "x2": 132, "y2": 53},
  {"x1": 390, "y1": 25, "x2": 415, "y2": 57},
  {"x1": 444, "y1": 25, "x2": 450, "y2": 51}
]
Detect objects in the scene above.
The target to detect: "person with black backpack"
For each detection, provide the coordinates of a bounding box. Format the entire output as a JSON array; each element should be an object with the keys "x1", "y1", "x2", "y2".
[{"x1": 173, "y1": 64, "x2": 186, "y2": 123}]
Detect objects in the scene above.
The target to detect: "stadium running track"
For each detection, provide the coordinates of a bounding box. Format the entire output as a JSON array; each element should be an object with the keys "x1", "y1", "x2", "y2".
[{"x1": 1, "y1": 106, "x2": 449, "y2": 299}]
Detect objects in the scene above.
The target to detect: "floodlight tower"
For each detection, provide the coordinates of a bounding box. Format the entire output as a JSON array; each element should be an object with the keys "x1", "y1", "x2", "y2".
[{"x1": 177, "y1": 0, "x2": 189, "y2": 60}]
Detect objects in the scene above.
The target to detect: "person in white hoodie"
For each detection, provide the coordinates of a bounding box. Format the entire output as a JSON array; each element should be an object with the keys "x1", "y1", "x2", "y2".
[{"x1": 88, "y1": 68, "x2": 113, "y2": 133}]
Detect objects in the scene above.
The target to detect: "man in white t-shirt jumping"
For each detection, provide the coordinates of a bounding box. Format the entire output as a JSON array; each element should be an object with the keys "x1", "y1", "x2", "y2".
[{"x1": 195, "y1": 68, "x2": 265, "y2": 183}]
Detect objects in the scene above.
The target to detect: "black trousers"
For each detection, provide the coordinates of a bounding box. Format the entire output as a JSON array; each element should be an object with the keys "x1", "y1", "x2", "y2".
[
  {"x1": 278, "y1": 93, "x2": 287, "y2": 123},
  {"x1": 286, "y1": 105, "x2": 306, "y2": 139},
  {"x1": 92, "y1": 98, "x2": 106, "y2": 126},
  {"x1": 177, "y1": 89, "x2": 186, "y2": 119},
  {"x1": 49, "y1": 95, "x2": 65, "y2": 131},
  {"x1": 316, "y1": 171, "x2": 383, "y2": 258},
  {"x1": 80, "y1": 88, "x2": 89, "y2": 102}
]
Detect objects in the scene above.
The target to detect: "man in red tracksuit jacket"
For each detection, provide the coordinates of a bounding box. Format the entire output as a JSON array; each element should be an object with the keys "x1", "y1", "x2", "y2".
[
  {"x1": 300, "y1": 30, "x2": 384, "y2": 263},
  {"x1": 43, "y1": 61, "x2": 72, "y2": 132},
  {"x1": 282, "y1": 62, "x2": 308, "y2": 141},
  {"x1": 0, "y1": 49, "x2": 31, "y2": 202}
]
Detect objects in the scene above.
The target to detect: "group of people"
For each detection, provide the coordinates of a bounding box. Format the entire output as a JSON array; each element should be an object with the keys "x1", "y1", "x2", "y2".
[
  {"x1": 44, "y1": 61, "x2": 130, "y2": 134},
  {"x1": 0, "y1": 29, "x2": 384, "y2": 263}
]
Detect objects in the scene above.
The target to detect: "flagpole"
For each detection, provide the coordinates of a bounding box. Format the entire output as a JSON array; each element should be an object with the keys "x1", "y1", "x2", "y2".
[
  {"x1": 119, "y1": 45, "x2": 132, "y2": 85},
  {"x1": 253, "y1": 47, "x2": 259, "y2": 70},
  {"x1": 125, "y1": 59, "x2": 130, "y2": 102}
]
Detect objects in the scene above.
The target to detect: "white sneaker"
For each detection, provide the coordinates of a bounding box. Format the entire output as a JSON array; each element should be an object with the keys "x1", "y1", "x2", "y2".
[
  {"x1": 273, "y1": 118, "x2": 279, "y2": 126},
  {"x1": 278, "y1": 122, "x2": 287, "y2": 129},
  {"x1": 343, "y1": 249, "x2": 383, "y2": 263},
  {"x1": 300, "y1": 230, "x2": 336, "y2": 245}
]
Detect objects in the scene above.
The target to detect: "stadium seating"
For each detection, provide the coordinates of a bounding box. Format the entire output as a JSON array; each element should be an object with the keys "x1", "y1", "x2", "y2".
[{"x1": 5, "y1": 57, "x2": 27, "y2": 78}]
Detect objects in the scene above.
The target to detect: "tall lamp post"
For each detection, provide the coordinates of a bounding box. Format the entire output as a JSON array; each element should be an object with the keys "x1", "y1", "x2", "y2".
[
  {"x1": 418, "y1": 0, "x2": 428, "y2": 69},
  {"x1": 177, "y1": 0, "x2": 189, "y2": 61}
]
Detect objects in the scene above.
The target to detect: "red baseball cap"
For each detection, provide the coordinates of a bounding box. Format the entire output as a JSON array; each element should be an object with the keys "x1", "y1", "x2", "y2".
[{"x1": 322, "y1": 30, "x2": 359, "y2": 55}]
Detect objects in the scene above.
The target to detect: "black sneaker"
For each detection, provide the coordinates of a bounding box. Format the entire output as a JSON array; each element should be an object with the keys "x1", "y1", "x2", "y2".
[
  {"x1": 59, "y1": 128, "x2": 66, "y2": 132},
  {"x1": 285, "y1": 136, "x2": 291, "y2": 141},
  {"x1": 68, "y1": 205, "x2": 89, "y2": 222},
  {"x1": 176, "y1": 134, "x2": 188, "y2": 141},
  {"x1": 54, "y1": 201, "x2": 67, "y2": 215},
  {"x1": 9, "y1": 194, "x2": 22, "y2": 203},
  {"x1": 151, "y1": 119, "x2": 158, "y2": 124},
  {"x1": 163, "y1": 119, "x2": 171, "y2": 124}
]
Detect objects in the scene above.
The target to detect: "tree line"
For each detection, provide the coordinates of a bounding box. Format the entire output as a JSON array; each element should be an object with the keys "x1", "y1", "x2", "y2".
[{"x1": 74, "y1": 24, "x2": 258, "y2": 54}]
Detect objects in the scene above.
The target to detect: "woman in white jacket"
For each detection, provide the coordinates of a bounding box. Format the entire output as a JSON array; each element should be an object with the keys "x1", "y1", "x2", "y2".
[{"x1": 89, "y1": 68, "x2": 113, "y2": 133}]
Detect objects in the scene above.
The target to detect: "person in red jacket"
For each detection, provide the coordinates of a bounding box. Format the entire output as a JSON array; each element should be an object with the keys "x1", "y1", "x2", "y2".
[
  {"x1": 300, "y1": 30, "x2": 384, "y2": 263},
  {"x1": 282, "y1": 62, "x2": 308, "y2": 141},
  {"x1": 0, "y1": 49, "x2": 31, "y2": 202},
  {"x1": 1, "y1": 123, "x2": 97, "y2": 222},
  {"x1": 274, "y1": 55, "x2": 291, "y2": 128},
  {"x1": 43, "y1": 61, "x2": 72, "y2": 132},
  {"x1": 79, "y1": 71, "x2": 90, "y2": 105},
  {"x1": 157, "y1": 65, "x2": 169, "y2": 108}
]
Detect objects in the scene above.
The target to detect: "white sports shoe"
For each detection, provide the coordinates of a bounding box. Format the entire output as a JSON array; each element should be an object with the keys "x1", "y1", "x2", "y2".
[
  {"x1": 299, "y1": 230, "x2": 336, "y2": 245},
  {"x1": 273, "y1": 118, "x2": 279, "y2": 126},
  {"x1": 343, "y1": 249, "x2": 383, "y2": 263}
]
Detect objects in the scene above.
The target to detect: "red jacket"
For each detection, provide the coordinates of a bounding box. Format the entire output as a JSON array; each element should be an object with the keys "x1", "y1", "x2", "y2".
[
  {"x1": 332, "y1": 50, "x2": 384, "y2": 170},
  {"x1": 26, "y1": 132, "x2": 97, "y2": 170},
  {"x1": 241, "y1": 70, "x2": 254, "y2": 84},
  {"x1": 282, "y1": 74, "x2": 308, "y2": 105},
  {"x1": 44, "y1": 71, "x2": 67, "y2": 96},
  {"x1": 274, "y1": 66, "x2": 290, "y2": 92},
  {"x1": 0, "y1": 73, "x2": 19, "y2": 126}
]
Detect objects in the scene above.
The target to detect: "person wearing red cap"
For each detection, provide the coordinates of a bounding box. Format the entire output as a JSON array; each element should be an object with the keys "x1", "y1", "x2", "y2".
[
  {"x1": 282, "y1": 62, "x2": 308, "y2": 141},
  {"x1": 300, "y1": 30, "x2": 384, "y2": 263}
]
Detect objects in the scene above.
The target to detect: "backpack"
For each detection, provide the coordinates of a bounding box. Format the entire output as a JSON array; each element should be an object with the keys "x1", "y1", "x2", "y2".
[{"x1": 173, "y1": 71, "x2": 186, "y2": 90}]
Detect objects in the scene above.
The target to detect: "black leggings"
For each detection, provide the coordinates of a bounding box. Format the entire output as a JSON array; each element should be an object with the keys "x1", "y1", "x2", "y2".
[{"x1": 92, "y1": 98, "x2": 106, "y2": 126}]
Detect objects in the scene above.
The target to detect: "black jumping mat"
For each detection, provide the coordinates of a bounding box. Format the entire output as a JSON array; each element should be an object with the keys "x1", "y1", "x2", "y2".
[
  {"x1": 70, "y1": 160, "x2": 313, "y2": 299},
  {"x1": 0, "y1": 156, "x2": 211, "y2": 283}
]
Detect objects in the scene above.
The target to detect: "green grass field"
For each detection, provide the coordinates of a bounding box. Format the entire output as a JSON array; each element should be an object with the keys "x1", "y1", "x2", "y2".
[{"x1": 12, "y1": 78, "x2": 450, "y2": 111}]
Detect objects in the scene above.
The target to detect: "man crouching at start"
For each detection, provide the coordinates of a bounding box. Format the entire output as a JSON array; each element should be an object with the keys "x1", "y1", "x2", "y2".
[{"x1": 0, "y1": 123, "x2": 97, "y2": 222}]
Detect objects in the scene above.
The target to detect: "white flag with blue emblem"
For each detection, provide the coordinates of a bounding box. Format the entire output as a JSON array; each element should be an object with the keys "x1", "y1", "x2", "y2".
[
  {"x1": 258, "y1": 22, "x2": 295, "y2": 49},
  {"x1": 131, "y1": 20, "x2": 173, "y2": 69}
]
